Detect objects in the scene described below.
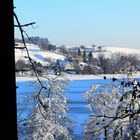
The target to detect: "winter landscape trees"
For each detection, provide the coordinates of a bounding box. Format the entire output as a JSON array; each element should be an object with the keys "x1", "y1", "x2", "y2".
[
  {"x1": 83, "y1": 66, "x2": 140, "y2": 140},
  {"x1": 18, "y1": 75, "x2": 74, "y2": 140}
]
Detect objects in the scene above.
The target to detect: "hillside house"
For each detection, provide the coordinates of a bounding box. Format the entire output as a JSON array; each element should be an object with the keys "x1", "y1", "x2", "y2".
[{"x1": 59, "y1": 60, "x2": 74, "y2": 71}]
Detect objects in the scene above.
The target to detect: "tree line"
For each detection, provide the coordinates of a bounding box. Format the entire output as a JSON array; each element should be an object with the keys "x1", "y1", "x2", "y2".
[{"x1": 67, "y1": 48, "x2": 140, "y2": 75}]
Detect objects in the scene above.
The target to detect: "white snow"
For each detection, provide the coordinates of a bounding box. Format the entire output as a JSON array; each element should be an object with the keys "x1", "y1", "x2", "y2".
[
  {"x1": 64, "y1": 73, "x2": 140, "y2": 80},
  {"x1": 16, "y1": 73, "x2": 140, "y2": 82},
  {"x1": 15, "y1": 43, "x2": 66, "y2": 65},
  {"x1": 92, "y1": 46, "x2": 140, "y2": 59},
  {"x1": 105, "y1": 47, "x2": 140, "y2": 55},
  {"x1": 44, "y1": 51, "x2": 66, "y2": 61}
]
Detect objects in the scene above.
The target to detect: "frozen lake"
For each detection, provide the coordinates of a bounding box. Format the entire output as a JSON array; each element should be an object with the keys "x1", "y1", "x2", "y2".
[{"x1": 16, "y1": 77, "x2": 140, "y2": 139}]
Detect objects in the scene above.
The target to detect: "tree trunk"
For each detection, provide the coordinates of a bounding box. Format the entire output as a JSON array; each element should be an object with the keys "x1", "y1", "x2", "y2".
[
  {"x1": 0, "y1": 0, "x2": 17, "y2": 139},
  {"x1": 104, "y1": 126, "x2": 107, "y2": 140}
]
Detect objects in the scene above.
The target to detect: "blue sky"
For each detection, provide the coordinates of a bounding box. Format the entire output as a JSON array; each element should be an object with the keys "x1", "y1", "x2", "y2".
[{"x1": 14, "y1": 0, "x2": 140, "y2": 48}]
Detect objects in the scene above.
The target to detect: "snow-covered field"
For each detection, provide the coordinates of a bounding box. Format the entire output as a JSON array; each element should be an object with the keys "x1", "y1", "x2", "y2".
[
  {"x1": 16, "y1": 73, "x2": 140, "y2": 82},
  {"x1": 15, "y1": 43, "x2": 66, "y2": 65},
  {"x1": 93, "y1": 46, "x2": 140, "y2": 59},
  {"x1": 105, "y1": 47, "x2": 140, "y2": 55}
]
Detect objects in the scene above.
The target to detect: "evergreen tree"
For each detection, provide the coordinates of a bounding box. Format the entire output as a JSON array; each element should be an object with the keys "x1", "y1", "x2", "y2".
[
  {"x1": 83, "y1": 50, "x2": 87, "y2": 63},
  {"x1": 54, "y1": 60, "x2": 61, "y2": 75},
  {"x1": 88, "y1": 51, "x2": 93, "y2": 64},
  {"x1": 78, "y1": 48, "x2": 81, "y2": 56}
]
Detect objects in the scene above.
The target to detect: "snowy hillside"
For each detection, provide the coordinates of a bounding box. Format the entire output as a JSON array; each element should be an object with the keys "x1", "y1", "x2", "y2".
[
  {"x1": 15, "y1": 43, "x2": 66, "y2": 65},
  {"x1": 92, "y1": 46, "x2": 140, "y2": 58},
  {"x1": 105, "y1": 47, "x2": 140, "y2": 55},
  {"x1": 15, "y1": 43, "x2": 140, "y2": 66}
]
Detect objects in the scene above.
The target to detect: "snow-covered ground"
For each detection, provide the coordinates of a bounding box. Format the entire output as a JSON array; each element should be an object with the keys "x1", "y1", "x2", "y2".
[
  {"x1": 15, "y1": 43, "x2": 66, "y2": 65},
  {"x1": 93, "y1": 46, "x2": 140, "y2": 58},
  {"x1": 65, "y1": 73, "x2": 140, "y2": 80},
  {"x1": 105, "y1": 47, "x2": 140, "y2": 55},
  {"x1": 16, "y1": 73, "x2": 140, "y2": 82}
]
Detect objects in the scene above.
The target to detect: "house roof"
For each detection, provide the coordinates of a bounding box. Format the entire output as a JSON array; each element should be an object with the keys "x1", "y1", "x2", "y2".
[{"x1": 59, "y1": 60, "x2": 70, "y2": 68}]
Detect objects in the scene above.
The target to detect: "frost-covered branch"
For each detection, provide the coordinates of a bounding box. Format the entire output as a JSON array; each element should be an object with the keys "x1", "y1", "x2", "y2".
[
  {"x1": 83, "y1": 70, "x2": 140, "y2": 140},
  {"x1": 14, "y1": 11, "x2": 73, "y2": 139}
]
